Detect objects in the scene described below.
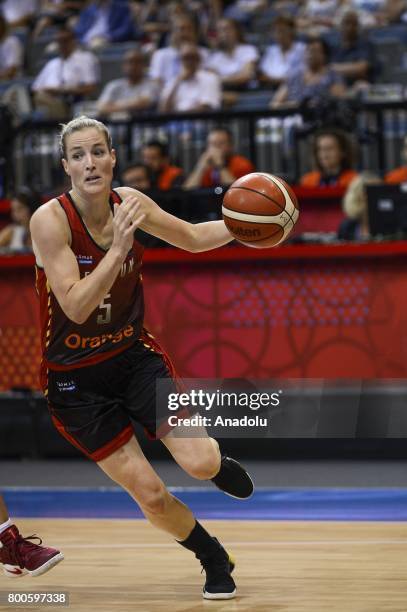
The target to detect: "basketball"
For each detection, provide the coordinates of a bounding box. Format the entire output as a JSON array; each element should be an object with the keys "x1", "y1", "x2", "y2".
[{"x1": 222, "y1": 173, "x2": 300, "y2": 248}]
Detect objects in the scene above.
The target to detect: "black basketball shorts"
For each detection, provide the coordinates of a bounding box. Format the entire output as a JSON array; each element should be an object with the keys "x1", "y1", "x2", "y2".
[{"x1": 46, "y1": 332, "x2": 184, "y2": 461}]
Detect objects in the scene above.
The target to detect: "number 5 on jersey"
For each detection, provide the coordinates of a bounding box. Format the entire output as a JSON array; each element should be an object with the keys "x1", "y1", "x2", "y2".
[{"x1": 97, "y1": 293, "x2": 112, "y2": 325}]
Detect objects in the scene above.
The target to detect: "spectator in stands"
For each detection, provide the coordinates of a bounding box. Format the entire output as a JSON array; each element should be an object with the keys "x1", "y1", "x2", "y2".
[
  {"x1": 74, "y1": 0, "x2": 136, "y2": 49},
  {"x1": 97, "y1": 48, "x2": 158, "y2": 118},
  {"x1": 223, "y1": 0, "x2": 268, "y2": 26},
  {"x1": 1, "y1": 0, "x2": 38, "y2": 29},
  {"x1": 33, "y1": 1, "x2": 85, "y2": 40},
  {"x1": 335, "y1": 0, "x2": 386, "y2": 28},
  {"x1": 385, "y1": 135, "x2": 407, "y2": 183},
  {"x1": 184, "y1": 126, "x2": 254, "y2": 189},
  {"x1": 271, "y1": 37, "x2": 346, "y2": 108},
  {"x1": 159, "y1": 42, "x2": 221, "y2": 112},
  {"x1": 149, "y1": 14, "x2": 209, "y2": 87},
  {"x1": 141, "y1": 140, "x2": 183, "y2": 190},
  {"x1": 121, "y1": 162, "x2": 152, "y2": 191},
  {"x1": 337, "y1": 172, "x2": 381, "y2": 240},
  {"x1": 206, "y1": 18, "x2": 259, "y2": 89},
  {"x1": 0, "y1": 15, "x2": 23, "y2": 81},
  {"x1": 0, "y1": 187, "x2": 40, "y2": 252},
  {"x1": 300, "y1": 128, "x2": 358, "y2": 187},
  {"x1": 32, "y1": 26, "x2": 99, "y2": 119},
  {"x1": 330, "y1": 11, "x2": 371, "y2": 87},
  {"x1": 384, "y1": 0, "x2": 407, "y2": 24},
  {"x1": 297, "y1": 0, "x2": 339, "y2": 34},
  {"x1": 259, "y1": 15, "x2": 306, "y2": 88}
]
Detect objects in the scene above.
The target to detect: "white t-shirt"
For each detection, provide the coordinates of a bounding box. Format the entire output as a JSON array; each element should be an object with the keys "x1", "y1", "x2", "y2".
[
  {"x1": 149, "y1": 46, "x2": 210, "y2": 84},
  {"x1": 32, "y1": 48, "x2": 99, "y2": 90},
  {"x1": 1, "y1": 0, "x2": 38, "y2": 23},
  {"x1": 304, "y1": 0, "x2": 338, "y2": 18},
  {"x1": 98, "y1": 77, "x2": 159, "y2": 106},
  {"x1": 160, "y1": 69, "x2": 221, "y2": 111},
  {"x1": 260, "y1": 42, "x2": 306, "y2": 80},
  {"x1": 206, "y1": 44, "x2": 259, "y2": 77},
  {"x1": 0, "y1": 35, "x2": 24, "y2": 72}
]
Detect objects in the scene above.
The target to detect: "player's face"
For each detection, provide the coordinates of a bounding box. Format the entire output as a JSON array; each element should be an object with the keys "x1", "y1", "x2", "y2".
[{"x1": 62, "y1": 128, "x2": 116, "y2": 194}]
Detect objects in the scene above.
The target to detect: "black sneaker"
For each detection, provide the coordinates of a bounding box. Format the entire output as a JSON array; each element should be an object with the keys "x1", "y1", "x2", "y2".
[
  {"x1": 198, "y1": 538, "x2": 236, "y2": 600},
  {"x1": 211, "y1": 455, "x2": 254, "y2": 499}
]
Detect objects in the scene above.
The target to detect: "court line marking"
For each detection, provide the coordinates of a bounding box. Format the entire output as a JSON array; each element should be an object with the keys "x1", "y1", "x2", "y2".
[{"x1": 59, "y1": 539, "x2": 407, "y2": 549}]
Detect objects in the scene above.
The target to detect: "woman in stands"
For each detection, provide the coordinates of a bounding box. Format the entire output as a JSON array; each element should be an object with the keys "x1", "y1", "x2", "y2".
[
  {"x1": 0, "y1": 187, "x2": 40, "y2": 252},
  {"x1": 300, "y1": 127, "x2": 358, "y2": 187}
]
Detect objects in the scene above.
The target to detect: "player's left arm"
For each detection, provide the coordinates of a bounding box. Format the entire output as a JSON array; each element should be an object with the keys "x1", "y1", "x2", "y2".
[{"x1": 116, "y1": 186, "x2": 233, "y2": 252}]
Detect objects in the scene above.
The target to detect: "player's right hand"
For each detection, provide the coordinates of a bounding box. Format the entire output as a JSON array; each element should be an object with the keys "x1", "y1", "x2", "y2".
[{"x1": 111, "y1": 197, "x2": 145, "y2": 259}]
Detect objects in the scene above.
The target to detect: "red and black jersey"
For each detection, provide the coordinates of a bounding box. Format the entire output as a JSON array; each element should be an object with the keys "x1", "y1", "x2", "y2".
[{"x1": 36, "y1": 189, "x2": 145, "y2": 372}]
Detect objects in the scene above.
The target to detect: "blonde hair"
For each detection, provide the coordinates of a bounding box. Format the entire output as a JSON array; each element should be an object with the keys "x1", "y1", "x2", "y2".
[
  {"x1": 59, "y1": 115, "x2": 112, "y2": 158},
  {"x1": 342, "y1": 172, "x2": 380, "y2": 220}
]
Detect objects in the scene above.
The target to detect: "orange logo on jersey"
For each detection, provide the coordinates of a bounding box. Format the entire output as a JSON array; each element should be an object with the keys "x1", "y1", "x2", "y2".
[{"x1": 64, "y1": 324, "x2": 135, "y2": 350}]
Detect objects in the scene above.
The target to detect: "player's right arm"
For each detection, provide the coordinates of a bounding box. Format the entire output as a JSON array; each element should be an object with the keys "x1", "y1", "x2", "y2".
[{"x1": 30, "y1": 198, "x2": 145, "y2": 324}]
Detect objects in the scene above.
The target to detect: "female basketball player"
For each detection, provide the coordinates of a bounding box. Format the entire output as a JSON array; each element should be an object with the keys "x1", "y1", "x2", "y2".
[
  {"x1": 29, "y1": 116, "x2": 253, "y2": 600},
  {"x1": 0, "y1": 494, "x2": 63, "y2": 577}
]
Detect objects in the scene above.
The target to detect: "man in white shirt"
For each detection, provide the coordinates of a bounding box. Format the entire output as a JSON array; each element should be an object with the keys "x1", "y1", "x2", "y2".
[
  {"x1": 32, "y1": 26, "x2": 99, "y2": 119},
  {"x1": 206, "y1": 18, "x2": 259, "y2": 88},
  {"x1": 150, "y1": 14, "x2": 209, "y2": 87},
  {"x1": 259, "y1": 15, "x2": 306, "y2": 87},
  {"x1": 97, "y1": 48, "x2": 159, "y2": 118},
  {"x1": 0, "y1": 15, "x2": 23, "y2": 80},
  {"x1": 159, "y1": 43, "x2": 221, "y2": 113}
]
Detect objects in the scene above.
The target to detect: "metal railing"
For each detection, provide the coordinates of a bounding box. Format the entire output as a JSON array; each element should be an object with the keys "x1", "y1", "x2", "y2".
[{"x1": 10, "y1": 101, "x2": 407, "y2": 194}]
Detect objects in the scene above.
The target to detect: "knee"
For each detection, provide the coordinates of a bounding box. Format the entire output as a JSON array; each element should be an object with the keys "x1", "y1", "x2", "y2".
[
  {"x1": 185, "y1": 451, "x2": 221, "y2": 480},
  {"x1": 135, "y1": 483, "x2": 169, "y2": 516}
]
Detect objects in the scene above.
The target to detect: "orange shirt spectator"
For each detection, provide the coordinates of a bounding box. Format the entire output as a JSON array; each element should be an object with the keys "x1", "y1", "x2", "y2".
[
  {"x1": 301, "y1": 169, "x2": 357, "y2": 188},
  {"x1": 184, "y1": 127, "x2": 254, "y2": 189},
  {"x1": 300, "y1": 128, "x2": 357, "y2": 188},
  {"x1": 141, "y1": 141, "x2": 183, "y2": 191},
  {"x1": 201, "y1": 155, "x2": 254, "y2": 187},
  {"x1": 385, "y1": 167, "x2": 407, "y2": 184},
  {"x1": 157, "y1": 165, "x2": 184, "y2": 190}
]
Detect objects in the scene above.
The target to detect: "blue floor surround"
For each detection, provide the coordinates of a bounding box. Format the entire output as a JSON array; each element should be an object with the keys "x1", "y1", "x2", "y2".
[{"x1": 3, "y1": 488, "x2": 407, "y2": 521}]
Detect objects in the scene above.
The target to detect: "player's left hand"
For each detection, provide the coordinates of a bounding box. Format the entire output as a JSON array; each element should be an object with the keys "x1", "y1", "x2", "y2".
[{"x1": 120, "y1": 194, "x2": 149, "y2": 224}]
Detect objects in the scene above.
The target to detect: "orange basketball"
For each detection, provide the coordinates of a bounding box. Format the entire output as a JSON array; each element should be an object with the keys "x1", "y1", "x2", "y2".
[{"x1": 222, "y1": 173, "x2": 300, "y2": 248}]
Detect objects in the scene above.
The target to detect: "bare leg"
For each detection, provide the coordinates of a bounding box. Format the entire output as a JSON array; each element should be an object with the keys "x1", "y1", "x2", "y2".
[
  {"x1": 0, "y1": 495, "x2": 9, "y2": 523},
  {"x1": 98, "y1": 436, "x2": 195, "y2": 540},
  {"x1": 162, "y1": 424, "x2": 221, "y2": 480}
]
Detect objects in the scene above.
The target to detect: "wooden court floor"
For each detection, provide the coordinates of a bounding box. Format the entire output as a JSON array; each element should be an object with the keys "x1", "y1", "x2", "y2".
[{"x1": 1, "y1": 519, "x2": 406, "y2": 612}]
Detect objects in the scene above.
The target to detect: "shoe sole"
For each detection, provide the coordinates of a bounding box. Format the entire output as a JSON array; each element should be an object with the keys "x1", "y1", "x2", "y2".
[
  {"x1": 30, "y1": 553, "x2": 65, "y2": 577},
  {"x1": 3, "y1": 553, "x2": 64, "y2": 579},
  {"x1": 203, "y1": 588, "x2": 237, "y2": 600}
]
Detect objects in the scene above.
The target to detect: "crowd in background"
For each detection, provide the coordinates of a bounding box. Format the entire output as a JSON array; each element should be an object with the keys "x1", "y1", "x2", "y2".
[
  {"x1": 1, "y1": 0, "x2": 406, "y2": 118},
  {"x1": 0, "y1": 0, "x2": 406, "y2": 251}
]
